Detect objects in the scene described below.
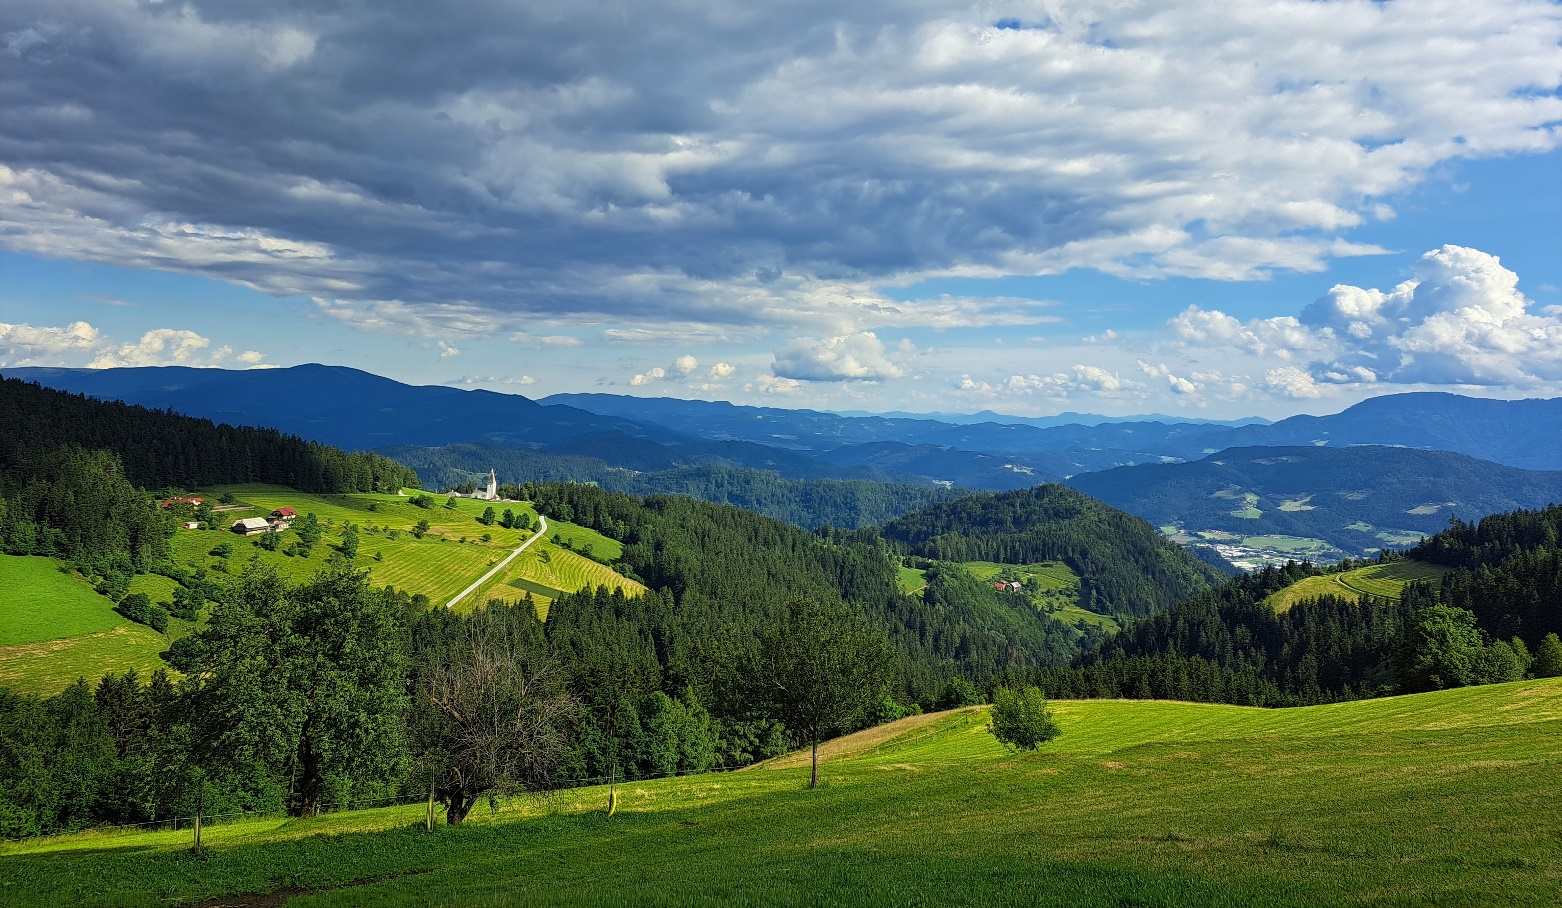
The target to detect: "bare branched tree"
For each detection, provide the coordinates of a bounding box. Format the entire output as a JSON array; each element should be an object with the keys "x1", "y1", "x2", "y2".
[{"x1": 417, "y1": 610, "x2": 578, "y2": 824}]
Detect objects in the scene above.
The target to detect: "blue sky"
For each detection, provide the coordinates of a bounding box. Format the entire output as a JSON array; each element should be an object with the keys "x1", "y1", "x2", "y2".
[{"x1": 3, "y1": 0, "x2": 1560, "y2": 419}]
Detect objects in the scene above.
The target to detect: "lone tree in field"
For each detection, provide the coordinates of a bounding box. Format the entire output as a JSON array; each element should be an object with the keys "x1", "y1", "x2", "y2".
[
  {"x1": 414, "y1": 609, "x2": 578, "y2": 824},
  {"x1": 988, "y1": 685, "x2": 1061, "y2": 751},
  {"x1": 753, "y1": 597, "x2": 892, "y2": 789}
]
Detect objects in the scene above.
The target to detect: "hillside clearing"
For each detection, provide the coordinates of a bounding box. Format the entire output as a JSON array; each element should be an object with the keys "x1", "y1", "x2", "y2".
[
  {"x1": 5, "y1": 679, "x2": 1559, "y2": 907},
  {"x1": 0, "y1": 555, "x2": 120, "y2": 646},
  {"x1": 1265, "y1": 560, "x2": 1453, "y2": 612}
]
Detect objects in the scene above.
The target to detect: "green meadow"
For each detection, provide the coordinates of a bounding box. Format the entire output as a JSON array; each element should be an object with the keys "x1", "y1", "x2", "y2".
[
  {"x1": 3, "y1": 679, "x2": 1559, "y2": 907},
  {"x1": 1265, "y1": 560, "x2": 1452, "y2": 612},
  {"x1": 0, "y1": 555, "x2": 198, "y2": 695},
  {"x1": 961, "y1": 560, "x2": 1118, "y2": 632},
  {"x1": 0, "y1": 486, "x2": 645, "y2": 693},
  {"x1": 0, "y1": 555, "x2": 120, "y2": 646}
]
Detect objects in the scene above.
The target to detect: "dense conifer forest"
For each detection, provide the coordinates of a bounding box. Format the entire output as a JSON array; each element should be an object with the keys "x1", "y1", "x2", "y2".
[
  {"x1": 383, "y1": 442, "x2": 964, "y2": 529},
  {"x1": 0, "y1": 376, "x2": 418, "y2": 496},
  {"x1": 1026, "y1": 506, "x2": 1562, "y2": 705}
]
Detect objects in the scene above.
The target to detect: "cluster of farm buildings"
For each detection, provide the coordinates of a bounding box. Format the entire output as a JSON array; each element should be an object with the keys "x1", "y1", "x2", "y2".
[{"x1": 232, "y1": 508, "x2": 297, "y2": 536}]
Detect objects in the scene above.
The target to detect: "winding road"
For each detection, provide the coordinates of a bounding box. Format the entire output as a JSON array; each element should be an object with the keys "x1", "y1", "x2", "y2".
[{"x1": 444, "y1": 515, "x2": 548, "y2": 609}]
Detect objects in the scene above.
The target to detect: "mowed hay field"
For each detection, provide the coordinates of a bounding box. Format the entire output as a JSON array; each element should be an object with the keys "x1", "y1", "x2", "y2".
[
  {"x1": 0, "y1": 556, "x2": 196, "y2": 695},
  {"x1": 7, "y1": 679, "x2": 1560, "y2": 908},
  {"x1": 1265, "y1": 559, "x2": 1451, "y2": 612}
]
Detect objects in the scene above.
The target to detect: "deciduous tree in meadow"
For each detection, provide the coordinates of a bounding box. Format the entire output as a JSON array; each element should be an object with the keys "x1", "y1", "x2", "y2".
[{"x1": 752, "y1": 597, "x2": 891, "y2": 789}]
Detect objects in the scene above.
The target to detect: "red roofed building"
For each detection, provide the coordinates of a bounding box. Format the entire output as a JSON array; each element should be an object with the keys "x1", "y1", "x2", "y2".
[{"x1": 270, "y1": 507, "x2": 297, "y2": 526}]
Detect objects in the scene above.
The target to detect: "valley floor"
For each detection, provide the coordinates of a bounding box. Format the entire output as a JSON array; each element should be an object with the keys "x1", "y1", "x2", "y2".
[{"x1": 4, "y1": 680, "x2": 1560, "y2": 907}]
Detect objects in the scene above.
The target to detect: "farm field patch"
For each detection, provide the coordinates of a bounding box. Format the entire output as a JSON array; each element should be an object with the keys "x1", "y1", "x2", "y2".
[{"x1": 1264, "y1": 559, "x2": 1453, "y2": 612}]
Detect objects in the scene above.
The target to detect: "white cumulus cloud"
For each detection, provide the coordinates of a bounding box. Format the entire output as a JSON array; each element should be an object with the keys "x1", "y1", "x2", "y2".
[
  {"x1": 0, "y1": 320, "x2": 100, "y2": 362},
  {"x1": 1170, "y1": 246, "x2": 1562, "y2": 391},
  {"x1": 772, "y1": 332, "x2": 905, "y2": 382}
]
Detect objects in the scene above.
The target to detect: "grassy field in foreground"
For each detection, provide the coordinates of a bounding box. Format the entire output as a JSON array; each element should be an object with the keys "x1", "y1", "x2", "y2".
[
  {"x1": 1265, "y1": 559, "x2": 1452, "y2": 612},
  {"x1": 8, "y1": 680, "x2": 1558, "y2": 907}
]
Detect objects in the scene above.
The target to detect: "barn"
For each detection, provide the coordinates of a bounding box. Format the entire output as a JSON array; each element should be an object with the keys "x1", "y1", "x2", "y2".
[{"x1": 232, "y1": 517, "x2": 272, "y2": 536}]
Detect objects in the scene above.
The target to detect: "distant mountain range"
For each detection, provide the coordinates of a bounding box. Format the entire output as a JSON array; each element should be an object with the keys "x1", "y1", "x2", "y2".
[
  {"x1": 1069, "y1": 446, "x2": 1562, "y2": 554},
  {"x1": 6, "y1": 364, "x2": 1560, "y2": 554}
]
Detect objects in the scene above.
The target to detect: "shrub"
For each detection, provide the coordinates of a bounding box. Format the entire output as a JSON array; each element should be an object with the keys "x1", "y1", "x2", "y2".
[
  {"x1": 115, "y1": 592, "x2": 169, "y2": 633},
  {"x1": 988, "y1": 685, "x2": 1060, "y2": 751}
]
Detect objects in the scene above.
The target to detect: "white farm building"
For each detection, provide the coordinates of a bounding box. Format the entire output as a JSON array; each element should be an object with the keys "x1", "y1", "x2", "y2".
[{"x1": 231, "y1": 517, "x2": 273, "y2": 536}]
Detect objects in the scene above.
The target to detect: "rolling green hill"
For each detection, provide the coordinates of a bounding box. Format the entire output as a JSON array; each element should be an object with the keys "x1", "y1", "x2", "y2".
[
  {"x1": 881, "y1": 484, "x2": 1225, "y2": 620},
  {"x1": 1263, "y1": 560, "x2": 1451, "y2": 612},
  {"x1": 5, "y1": 679, "x2": 1559, "y2": 907}
]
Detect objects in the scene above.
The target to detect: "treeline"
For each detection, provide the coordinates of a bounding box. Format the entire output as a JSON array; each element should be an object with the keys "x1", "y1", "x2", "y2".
[
  {"x1": 381, "y1": 443, "x2": 963, "y2": 529},
  {"x1": 1412, "y1": 505, "x2": 1562, "y2": 643},
  {"x1": 878, "y1": 484, "x2": 1226, "y2": 619},
  {"x1": 1020, "y1": 508, "x2": 1562, "y2": 706},
  {"x1": 0, "y1": 561, "x2": 875, "y2": 837},
  {"x1": 0, "y1": 376, "x2": 418, "y2": 494}
]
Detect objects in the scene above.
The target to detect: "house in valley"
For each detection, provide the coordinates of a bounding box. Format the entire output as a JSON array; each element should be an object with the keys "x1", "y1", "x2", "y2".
[{"x1": 270, "y1": 507, "x2": 297, "y2": 526}]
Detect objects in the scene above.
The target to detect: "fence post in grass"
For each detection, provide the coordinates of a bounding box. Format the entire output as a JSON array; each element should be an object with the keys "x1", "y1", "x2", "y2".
[
  {"x1": 426, "y1": 766, "x2": 437, "y2": 832},
  {"x1": 192, "y1": 784, "x2": 203, "y2": 856}
]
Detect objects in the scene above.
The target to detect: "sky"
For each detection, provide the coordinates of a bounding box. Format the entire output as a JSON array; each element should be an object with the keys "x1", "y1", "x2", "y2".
[{"x1": 2, "y1": 0, "x2": 1560, "y2": 420}]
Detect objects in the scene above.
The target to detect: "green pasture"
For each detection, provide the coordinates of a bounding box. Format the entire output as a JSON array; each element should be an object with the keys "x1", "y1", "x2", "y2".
[
  {"x1": 1241, "y1": 535, "x2": 1334, "y2": 555},
  {"x1": 960, "y1": 561, "x2": 1117, "y2": 632},
  {"x1": 896, "y1": 565, "x2": 927, "y2": 595},
  {"x1": 1264, "y1": 559, "x2": 1453, "y2": 612},
  {"x1": 5, "y1": 679, "x2": 1560, "y2": 907},
  {"x1": 962, "y1": 560, "x2": 1077, "y2": 592},
  {"x1": 1, "y1": 488, "x2": 647, "y2": 691},
  {"x1": 0, "y1": 555, "x2": 120, "y2": 646}
]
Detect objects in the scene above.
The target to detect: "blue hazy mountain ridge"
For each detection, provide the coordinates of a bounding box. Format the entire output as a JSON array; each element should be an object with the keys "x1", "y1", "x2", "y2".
[
  {"x1": 825, "y1": 408, "x2": 1272, "y2": 428},
  {"x1": 551, "y1": 389, "x2": 1562, "y2": 472},
  {"x1": 0, "y1": 365, "x2": 924, "y2": 485},
  {"x1": 542, "y1": 391, "x2": 1222, "y2": 469},
  {"x1": 1205, "y1": 392, "x2": 1562, "y2": 471},
  {"x1": 1067, "y1": 445, "x2": 1562, "y2": 554}
]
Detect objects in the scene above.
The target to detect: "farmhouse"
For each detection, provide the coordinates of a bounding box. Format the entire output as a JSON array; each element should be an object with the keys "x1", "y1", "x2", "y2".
[
  {"x1": 994, "y1": 580, "x2": 1023, "y2": 592},
  {"x1": 232, "y1": 517, "x2": 273, "y2": 536},
  {"x1": 270, "y1": 507, "x2": 297, "y2": 525},
  {"x1": 159, "y1": 496, "x2": 203, "y2": 509}
]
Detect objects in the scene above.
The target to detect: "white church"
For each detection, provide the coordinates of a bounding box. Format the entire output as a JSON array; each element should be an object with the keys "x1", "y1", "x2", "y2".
[{"x1": 468, "y1": 469, "x2": 500, "y2": 501}]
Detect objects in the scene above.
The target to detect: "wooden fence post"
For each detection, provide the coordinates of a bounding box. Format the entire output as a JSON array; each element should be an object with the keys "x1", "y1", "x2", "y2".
[{"x1": 192, "y1": 785, "x2": 203, "y2": 856}]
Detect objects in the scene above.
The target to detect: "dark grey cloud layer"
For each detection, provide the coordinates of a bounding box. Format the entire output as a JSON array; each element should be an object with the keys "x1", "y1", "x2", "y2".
[{"x1": 3, "y1": 0, "x2": 1560, "y2": 338}]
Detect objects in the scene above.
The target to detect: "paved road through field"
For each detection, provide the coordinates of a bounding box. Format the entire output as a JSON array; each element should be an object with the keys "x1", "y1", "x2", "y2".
[{"x1": 445, "y1": 515, "x2": 548, "y2": 609}]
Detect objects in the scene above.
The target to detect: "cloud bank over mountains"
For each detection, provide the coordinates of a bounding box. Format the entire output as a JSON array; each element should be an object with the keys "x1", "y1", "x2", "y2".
[
  {"x1": 1169, "y1": 246, "x2": 1562, "y2": 399},
  {"x1": 4, "y1": 0, "x2": 1559, "y2": 345}
]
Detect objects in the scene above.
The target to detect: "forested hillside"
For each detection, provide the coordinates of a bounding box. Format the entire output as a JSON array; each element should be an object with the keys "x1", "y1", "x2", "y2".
[
  {"x1": 0, "y1": 376, "x2": 417, "y2": 495},
  {"x1": 382, "y1": 442, "x2": 963, "y2": 529},
  {"x1": 879, "y1": 485, "x2": 1226, "y2": 620},
  {"x1": 1030, "y1": 505, "x2": 1562, "y2": 706},
  {"x1": 527, "y1": 483, "x2": 1081, "y2": 698}
]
